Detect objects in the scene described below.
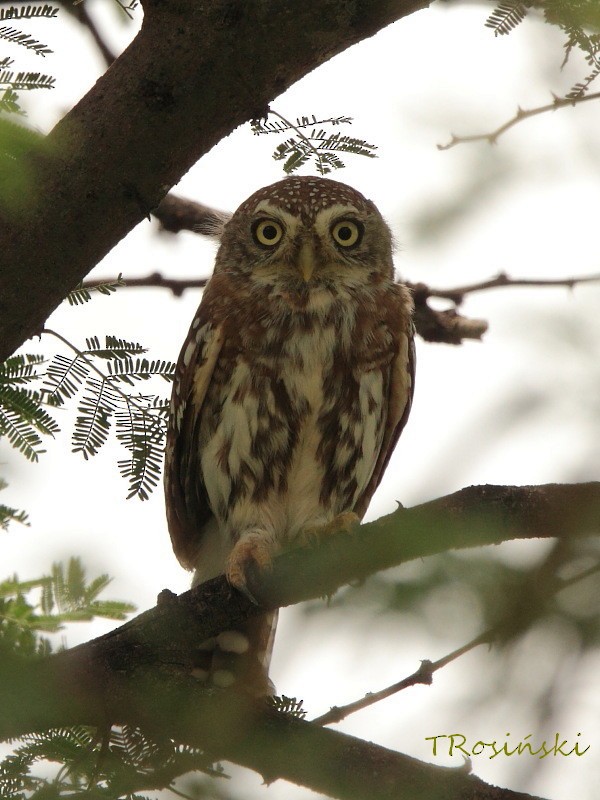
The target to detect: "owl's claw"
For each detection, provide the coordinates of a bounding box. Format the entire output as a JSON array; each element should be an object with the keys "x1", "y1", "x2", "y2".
[
  {"x1": 226, "y1": 533, "x2": 275, "y2": 605},
  {"x1": 300, "y1": 511, "x2": 360, "y2": 547}
]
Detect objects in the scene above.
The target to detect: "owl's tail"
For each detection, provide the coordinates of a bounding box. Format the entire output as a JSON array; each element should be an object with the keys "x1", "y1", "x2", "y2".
[{"x1": 192, "y1": 610, "x2": 278, "y2": 696}]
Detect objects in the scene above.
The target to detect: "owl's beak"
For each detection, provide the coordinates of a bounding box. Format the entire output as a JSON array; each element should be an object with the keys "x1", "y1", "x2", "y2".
[{"x1": 297, "y1": 240, "x2": 315, "y2": 282}]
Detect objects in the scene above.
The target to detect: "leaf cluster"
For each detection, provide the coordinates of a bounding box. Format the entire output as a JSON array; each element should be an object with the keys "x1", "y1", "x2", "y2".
[
  {"x1": 0, "y1": 354, "x2": 59, "y2": 462},
  {"x1": 42, "y1": 335, "x2": 175, "y2": 500},
  {"x1": 485, "y1": 1, "x2": 600, "y2": 97},
  {"x1": 0, "y1": 6, "x2": 57, "y2": 118},
  {"x1": 0, "y1": 478, "x2": 28, "y2": 531},
  {"x1": 251, "y1": 113, "x2": 377, "y2": 175},
  {"x1": 268, "y1": 695, "x2": 307, "y2": 719},
  {"x1": 0, "y1": 557, "x2": 135, "y2": 659},
  {"x1": 0, "y1": 723, "x2": 221, "y2": 800},
  {"x1": 67, "y1": 276, "x2": 125, "y2": 307},
  {"x1": 0, "y1": 334, "x2": 175, "y2": 501}
]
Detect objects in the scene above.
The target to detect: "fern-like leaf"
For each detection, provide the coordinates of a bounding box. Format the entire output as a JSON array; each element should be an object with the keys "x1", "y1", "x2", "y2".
[
  {"x1": 72, "y1": 378, "x2": 117, "y2": 459},
  {"x1": 566, "y1": 63, "x2": 600, "y2": 98},
  {"x1": 0, "y1": 26, "x2": 53, "y2": 56},
  {"x1": 485, "y1": 2, "x2": 528, "y2": 36},
  {"x1": 107, "y1": 357, "x2": 176, "y2": 386},
  {"x1": 85, "y1": 335, "x2": 147, "y2": 360},
  {"x1": 67, "y1": 275, "x2": 124, "y2": 306},
  {"x1": 268, "y1": 695, "x2": 307, "y2": 718},
  {"x1": 0, "y1": 354, "x2": 44, "y2": 385},
  {"x1": 0, "y1": 5, "x2": 59, "y2": 21},
  {"x1": 0, "y1": 383, "x2": 59, "y2": 461},
  {"x1": 116, "y1": 402, "x2": 166, "y2": 500},
  {"x1": 0, "y1": 70, "x2": 55, "y2": 90},
  {"x1": 42, "y1": 353, "x2": 90, "y2": 406},
  {"x1": 0, "y1": 87, "x2": 22, "y2": 114},
  {"x1": 0, "y1": 502, "x2": 28, "y2": 530}
]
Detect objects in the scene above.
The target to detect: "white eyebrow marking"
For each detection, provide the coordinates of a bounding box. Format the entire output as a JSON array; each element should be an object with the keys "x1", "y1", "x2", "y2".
[
  {"x1": 252, "y1": 201, "x2": 301, "y2": 234},
  {"x1": 313, "y1": 204, "x2": 360, "y2": 236}
]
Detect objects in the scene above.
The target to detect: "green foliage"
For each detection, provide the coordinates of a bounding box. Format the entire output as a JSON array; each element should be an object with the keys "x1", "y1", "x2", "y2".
[
  {"x1": 67, "y1": 276, "x2": 125, "y2": 307},
  {"x1": 251, "y1": 112, "x2": 377, "y2": 175},
  {"x1": 0, "y1": 6, "x2": 59, "y2": 22},
  {"x1": 0, "y1": 335, "x2": 175, "y2": 500},
  {"x1": 0, "y1": 5, "x2": 57, "y2": 128},
  {"x1": 0, "y1": 478, "x2": 28, "y2": 530},
  {"x1": 0, "y1": 557, "x2": 135, "y2": 658},
  {"x1": 0, "y1": 26, "x2": 53, "y2": 58},
  {"x1": 0, "y1": 355, "x2": 59, "y2": 462},
  {"x1": 268, "y1": 695, "x2": 307, "y2": 719},
  {"x1": 485, "y1": 0, "x2": 600, "y2": 97},
  {"x1": 485, "y1": 1, "x2": 528, "y2": 36},
  {"x1": 0, "y1": 116, "x2": 48, "y2": 208},
  {"x1": 0, "y1": 724, "x2": 223, "y2": 800},
  {"x1": 42, "y1": 334, "x2": 175, "y2": 500}
]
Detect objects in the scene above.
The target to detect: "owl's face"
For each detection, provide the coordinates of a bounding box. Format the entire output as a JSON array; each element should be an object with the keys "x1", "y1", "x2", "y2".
[{"x1": 215, "y1": 177, "x2": 394, "y2": 294}]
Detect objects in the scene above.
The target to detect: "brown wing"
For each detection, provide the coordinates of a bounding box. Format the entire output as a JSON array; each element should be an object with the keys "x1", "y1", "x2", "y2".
[
  {"x1": 353, "y1": 327, "x2": 415, "y2": 519},
  {"x1": 164, "y1": 306, "x2": 224, "y2": 569}
]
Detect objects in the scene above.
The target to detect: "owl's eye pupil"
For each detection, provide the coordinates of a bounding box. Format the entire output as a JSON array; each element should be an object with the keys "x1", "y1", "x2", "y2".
[
  {"x1": 337, "y1": 226, "x2": 353, "y2": 241},
  {"x1": 262, "y1": 225, "x2": 278, "y2": 240}
]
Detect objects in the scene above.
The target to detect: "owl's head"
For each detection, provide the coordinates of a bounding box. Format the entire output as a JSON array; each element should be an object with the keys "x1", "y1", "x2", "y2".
[{"x1": 215, "y1": 177, "x2": 394, "y2": 291}]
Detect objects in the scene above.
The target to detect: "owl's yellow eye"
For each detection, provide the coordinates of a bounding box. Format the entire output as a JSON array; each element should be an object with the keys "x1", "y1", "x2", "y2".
[
  {"x1": 331, "y1": 219, "x2": 362, "y2": 248},
  {"x1": 252, "y1": 219, "x2": 284, "y2": 247}
]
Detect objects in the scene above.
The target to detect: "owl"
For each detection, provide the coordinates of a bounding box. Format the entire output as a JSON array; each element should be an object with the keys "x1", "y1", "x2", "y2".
[{"x1": 164, "y1": 176, "x2": 415, "y2": 693}]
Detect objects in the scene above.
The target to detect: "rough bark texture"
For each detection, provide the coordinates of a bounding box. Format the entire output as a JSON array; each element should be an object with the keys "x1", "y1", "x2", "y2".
[
  {"x1": 0, "y1": 482, "x2": 596, "y2": 799},
  {"x1": 0, "y1": 0, "x2": 429, "y2": 361}
]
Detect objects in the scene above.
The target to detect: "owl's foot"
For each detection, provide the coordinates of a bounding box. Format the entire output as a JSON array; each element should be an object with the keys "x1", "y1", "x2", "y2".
[
  {"x1": 226, "y1": 531, "x2": 276, "y2": 604},
  {"x1": 300, "y1": 511, "x2": 360, "y2": 548}
]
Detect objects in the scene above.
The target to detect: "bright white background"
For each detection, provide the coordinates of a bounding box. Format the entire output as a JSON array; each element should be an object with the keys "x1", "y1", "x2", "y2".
[{"x1": 1, "y1": 2, "x2": 599, "y2": 799}]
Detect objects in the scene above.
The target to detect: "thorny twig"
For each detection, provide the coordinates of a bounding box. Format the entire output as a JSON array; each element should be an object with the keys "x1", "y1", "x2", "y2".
[
  {"x1": 409, "y1": 271, "x2": 600, "y2": 306},
  {"x1": 437, "y1": 91, "x2": 600, "y2": 150},
  {"x1": 312, "y1": 557, "x2": 599, "y2": 727},
  {"x1": 312, "y1": 629, "x2": 492, "y2": 726}
]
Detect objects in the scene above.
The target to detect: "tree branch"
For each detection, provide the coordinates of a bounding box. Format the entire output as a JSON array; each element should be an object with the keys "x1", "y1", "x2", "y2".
[
  {"x1": 0, "y1": 0, "x2": 430, "y2": 361},
  {"x1": 0, "y1": 656, "x2": 549, "y2": 800},
  {"x1": 312, "y1": 629, "x2": 493, "y2": 726},
  {"x1": 2, "y1": 481, "x2": 595, "y2": 798},
  {"x1": 414, "y1": 271, "x2": 600, "y2": 305},
  {"x1": 152, "y1": 192, "x2": 231, "y2": 237},
  {"x1": 437, "y1": 91, "x2": 600, "y2": 150},
  {"x1": 1, "y1": 482, "x2": 597, "y2": 726}
]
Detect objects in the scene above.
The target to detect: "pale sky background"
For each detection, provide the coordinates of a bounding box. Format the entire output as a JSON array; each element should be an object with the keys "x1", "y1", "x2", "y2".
[{"x1": 1, "y1": 2, "x2": 599, "y2": 799}]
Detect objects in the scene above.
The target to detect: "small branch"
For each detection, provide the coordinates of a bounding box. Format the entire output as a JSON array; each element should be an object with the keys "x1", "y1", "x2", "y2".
[
  {"x1": 152, "y1": 193, "x2": 231, "y2": 237},
  {"x1": 83, "y1": 272, "x2": 209, "y2": 297},
  {"x1": 312, "y1": 629, "x2": 492, "y2": 726},
  {"x1": 409, "y1": 271, "x2": 600, "y2": 306},
  {"x1": 311, "y1": 547, "x2": 599, "y2": 727},
  {"x1": 410, "y1": 299, "x2": 488, "y2": 344},
  {"x1": 70, "y1": 1, "x2": 118, "y2": 67},
  {"x1": 438, "y1": 90, "x2": 600, "y2": 150}
]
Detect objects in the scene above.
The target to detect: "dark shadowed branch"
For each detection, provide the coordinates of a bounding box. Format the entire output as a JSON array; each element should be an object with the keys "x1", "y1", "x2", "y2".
[{"x1": 0, "y1": 482, "x2": 583, "y2": 799}]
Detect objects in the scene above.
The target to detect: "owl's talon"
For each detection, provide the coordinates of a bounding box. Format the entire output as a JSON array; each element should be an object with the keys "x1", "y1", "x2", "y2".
[
  {"x1": 234, "y1": 583, "x2": 260, "y2": 606},
  {"x1": 300, "y1": 511, "x2": 360, "y2": 548},
  {"x1": 225, "y1": 533, "x2": 276, "y2": 604}
]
